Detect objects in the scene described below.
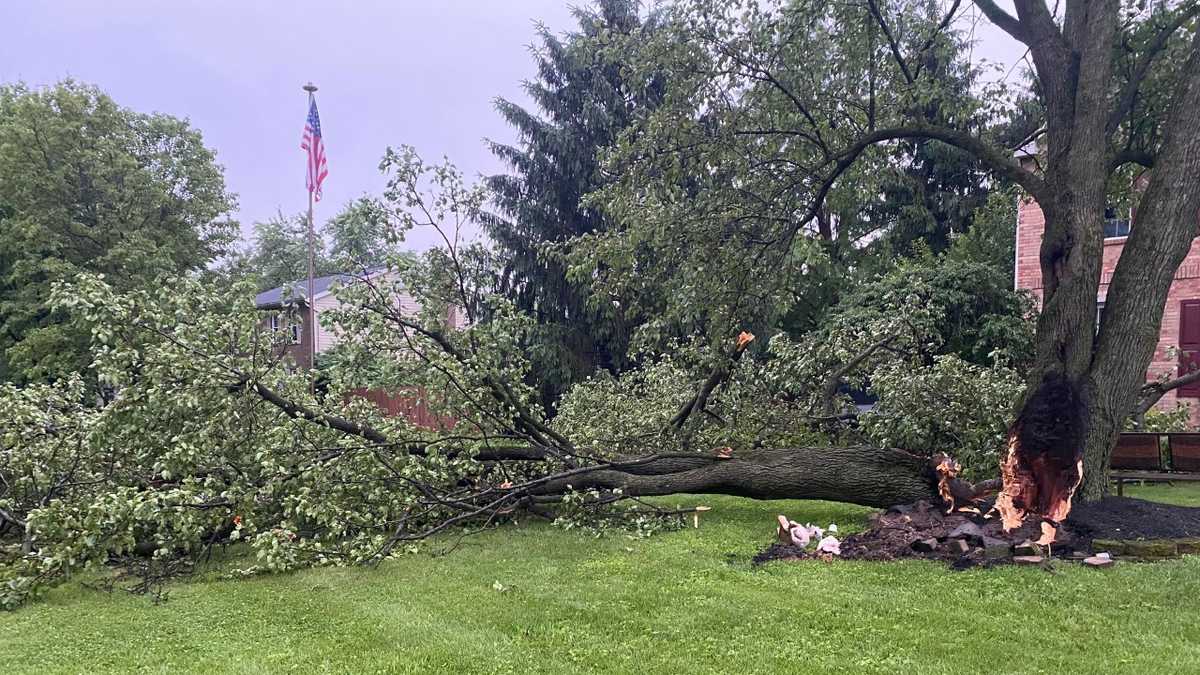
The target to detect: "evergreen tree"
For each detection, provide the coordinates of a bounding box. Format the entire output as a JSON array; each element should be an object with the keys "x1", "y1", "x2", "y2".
[
  {"x1": 484, "y1": 0, "x2": 660, "y2": 406},
  {"x1": 866, "y1": 18, "x2": 1001, "y2": 261}
]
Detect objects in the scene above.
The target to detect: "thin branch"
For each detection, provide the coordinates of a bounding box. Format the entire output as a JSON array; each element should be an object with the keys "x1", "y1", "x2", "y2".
[
  {"x1": 0, "y1": 507, "x2": 27, "y2": 528},
  {"x1": 787, "y1": 124, "x2": 1047, "y2": 252},
  {"x1": 246, "y1": 379, "x2": 389, "y2": 444},
  {"x1": 866, "y1": 0, "x2": 915, "y2": 85},
  {"x1": 1136, "y1": 367, "x2": 1200, "y2": 416},
  {"x1": 668, "y1": 335, "x2": 754, "y2": 431},
  {"x1": 819, "y1": 335, "x2": 897, "y2": 417},
  {"x1": 912, "y1": 0, "x2": 965, "y2": 80}
]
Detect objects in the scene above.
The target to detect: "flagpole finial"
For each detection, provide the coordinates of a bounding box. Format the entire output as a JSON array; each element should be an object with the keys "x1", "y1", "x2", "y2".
[{"x1": 302, "y1": 82, "x2": 318, "y2": 93}]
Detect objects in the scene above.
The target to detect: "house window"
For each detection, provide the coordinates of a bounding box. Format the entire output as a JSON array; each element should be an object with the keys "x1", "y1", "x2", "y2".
[
  {"x1": 1104, "y1": 205, "x2": 1131, "y2": 238},
  {"x1": 270, "y1": 313, "x2": 301, "y2": 345},
  {"x1": 1096, "y1": 300, "x2": 1105, "y2": 334}
]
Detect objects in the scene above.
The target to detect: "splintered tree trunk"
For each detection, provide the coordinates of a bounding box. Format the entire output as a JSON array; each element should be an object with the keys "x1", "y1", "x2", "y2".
[
  {"x1": 1006, "y1": 17, "x2": 1200, "y2": 505},
  {"x1": 1021, "y1": 179, "x2": 1195, "y2": 504},
  {"x1": 1016, "y1": 192, "x2": 1107, "y2": 504},
  {"x1": 990, "y1": 0, "x2": 1117, "y2": 508},
  {"x1": 533, "y1": 446, "x2": 944, "y2": 509}
]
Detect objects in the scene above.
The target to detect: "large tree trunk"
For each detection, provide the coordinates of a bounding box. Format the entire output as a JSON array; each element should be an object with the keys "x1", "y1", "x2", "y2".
[
  {"x1": 1077, "y1": 30, "x2": 1200, "y2": 499},
  {"x1": 533, "y1": 446, "x2": 945, "y2": 509},
  {"x1": 996, "y1": 3, "x2": 1200, "y2": 503}
]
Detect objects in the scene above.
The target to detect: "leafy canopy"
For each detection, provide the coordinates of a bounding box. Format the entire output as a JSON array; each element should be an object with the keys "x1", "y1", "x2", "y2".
[{"x1": 0, "y1": 80, "x2": 237, "y2": 383}]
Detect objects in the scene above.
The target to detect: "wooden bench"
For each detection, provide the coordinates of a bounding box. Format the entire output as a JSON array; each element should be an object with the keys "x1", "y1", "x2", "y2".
[{"x1": 1111, "y1": 432, "x2": 1200, "y2": 495}]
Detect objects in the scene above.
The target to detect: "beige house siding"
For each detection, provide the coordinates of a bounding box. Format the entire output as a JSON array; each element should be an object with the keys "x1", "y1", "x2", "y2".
[{"x1": 311, "y1": 273, "x2": 427, "y2": 354}]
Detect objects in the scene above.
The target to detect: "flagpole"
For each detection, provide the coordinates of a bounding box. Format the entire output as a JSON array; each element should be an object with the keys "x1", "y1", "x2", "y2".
[{"x1": 303, "y1": 82, "x2": 318, "y2": 387}]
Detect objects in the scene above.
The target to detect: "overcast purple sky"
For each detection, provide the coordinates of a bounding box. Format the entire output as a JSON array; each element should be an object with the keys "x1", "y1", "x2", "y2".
[
  {"x1": 1, "y1": 1, "x2": 580, "y2": 249},
  {"x1": 1, "y1": 1, "x2": 1021, "y2": 251}
]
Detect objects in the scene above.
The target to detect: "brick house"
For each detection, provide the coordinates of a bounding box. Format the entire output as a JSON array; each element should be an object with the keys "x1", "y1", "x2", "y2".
[
  {"x1": 1015, "y1": 177, "x2": 1200, "y2": 423},
  {"x1": 254, "y1": 271, "x2": 464, "y2": 428},
  {"x1": 255, "y1": 270, "x2": 471, "y2": 368},
  {"x1": 255, "y1": 273, "x2": 344, "y2": 370}
]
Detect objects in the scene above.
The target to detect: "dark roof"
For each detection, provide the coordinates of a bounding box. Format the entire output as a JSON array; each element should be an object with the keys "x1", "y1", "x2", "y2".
[{"x1": 255, "y1": 273, "x2": 358, "y2": 309}]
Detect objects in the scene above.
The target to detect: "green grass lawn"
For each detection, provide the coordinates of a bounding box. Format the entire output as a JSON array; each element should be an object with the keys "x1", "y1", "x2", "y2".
[{"x1": 2, "y1": 483, "x2": 1199, "y2": 674}]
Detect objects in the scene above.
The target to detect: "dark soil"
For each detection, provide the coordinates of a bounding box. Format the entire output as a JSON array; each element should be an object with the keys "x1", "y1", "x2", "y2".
[
  {"x1": 753, "y1": 496, "x2": 1200, "y2": 568},
  {"x1": 1066, "y1": 496, "x2": 1200, "y2": 540}
]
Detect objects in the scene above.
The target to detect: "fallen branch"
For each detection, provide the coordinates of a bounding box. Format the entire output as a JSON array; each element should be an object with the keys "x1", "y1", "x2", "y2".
[{"x1": 668, "y1": 332, "x2": 756, "y2": 432}]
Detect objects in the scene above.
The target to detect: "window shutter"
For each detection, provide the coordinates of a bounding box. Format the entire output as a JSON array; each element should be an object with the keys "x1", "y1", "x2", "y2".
[{"x1": 1179, "y1": 300, "x2": 1200, "y2": 397}]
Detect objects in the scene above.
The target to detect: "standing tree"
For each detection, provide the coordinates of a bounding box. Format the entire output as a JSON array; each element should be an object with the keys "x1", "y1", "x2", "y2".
[
  {"x1": 0, "y1": 81, "x2": 236, "y2": 383},
  {"x1": 584, "y1": 0, "x2": 1200, "y2": 512},
  {"x1": 242, "y1": 198, "x2": 404, "y2": 292},
  {"x1": 325, "y1": 196, "x2": 399, "y2": 271},
  {"x1": 984, "y1": 0, "x2": 1200, "y2": 510},
  {"x1": 243, "y1": 212, "x2": 333, "y2": 292},
  {"x1": 483, "y1": 0, "x2": 662, "y2": 405}
]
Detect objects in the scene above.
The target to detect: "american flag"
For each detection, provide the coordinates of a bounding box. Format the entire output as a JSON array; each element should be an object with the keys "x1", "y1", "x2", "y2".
[{"x1": 301, "y1": 96, "x2": 328, "y2": 201}]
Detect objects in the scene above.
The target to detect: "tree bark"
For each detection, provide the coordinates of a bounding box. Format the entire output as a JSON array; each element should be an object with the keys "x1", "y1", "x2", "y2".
[
  {"x1": 996, "y1": 0, "x2": 1114, "y2": 503},
  {"x1": 989, "y1": 2, "x2": 1200, "y2": 502},
  {"x1": 532, "y1": 446, "x2": 944, "y2": 509},
  {"x1": 1076, "y1": 29, "x2": 1200, "y2": 499}
]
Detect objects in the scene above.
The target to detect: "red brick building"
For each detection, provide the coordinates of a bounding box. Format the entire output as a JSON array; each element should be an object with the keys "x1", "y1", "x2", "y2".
[{"x1": 1015, "y1": 190, "x2": 1200, "y2": 422}]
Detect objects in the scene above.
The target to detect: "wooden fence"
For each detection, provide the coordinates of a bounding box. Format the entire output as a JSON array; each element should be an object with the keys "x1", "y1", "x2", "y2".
[{"x1": 348, "y1": 388, "x2": 455, "y2": 430}]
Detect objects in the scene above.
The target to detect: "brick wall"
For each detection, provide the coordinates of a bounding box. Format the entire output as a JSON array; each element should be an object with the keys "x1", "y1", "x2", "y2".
[
  {"x1": 1016, "y1": 198, "x2": 1200, "y2": 425},
  {"x1": 1014, "y1": 195, "x2": 1044, "y2": 300}
]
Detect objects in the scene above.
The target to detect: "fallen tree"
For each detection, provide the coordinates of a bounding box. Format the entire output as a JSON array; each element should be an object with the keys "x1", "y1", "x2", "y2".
[
  {"x1": 0, "y1": 148, "x2": 1025, "y2": 608},
  {"x1": 8, "y1": 0, "x2": 1200, "y2": 603},
  {"x1": 525, "y1": 447, "x2": 956, "y2": 508}
]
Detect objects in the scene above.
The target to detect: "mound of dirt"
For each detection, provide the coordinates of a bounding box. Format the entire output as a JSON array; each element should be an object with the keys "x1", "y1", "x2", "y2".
[{"x1": 753, "y1": 496, "x2": 1200, "y2": 568}]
